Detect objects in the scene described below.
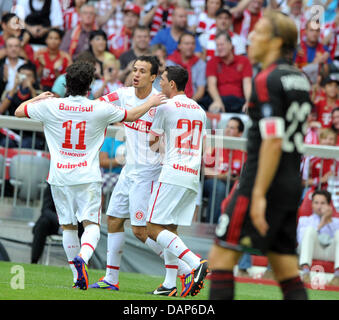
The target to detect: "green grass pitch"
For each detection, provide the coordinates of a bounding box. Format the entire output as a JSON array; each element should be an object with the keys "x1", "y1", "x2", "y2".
[{"x1": 0, "y1": 261, "x2": 338, "y2": 300}]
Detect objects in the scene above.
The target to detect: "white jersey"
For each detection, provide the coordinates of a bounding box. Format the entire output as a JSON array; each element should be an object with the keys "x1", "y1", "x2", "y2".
[
  {"x1": 26, "y1": 95, "x2": 126, "y2": 186},
  {"x1": 150, "y1": 94, "x2": 206, "y2": 193},
  {"x1": 100, "y1": 86, "x2": 161, "y2": 180}
]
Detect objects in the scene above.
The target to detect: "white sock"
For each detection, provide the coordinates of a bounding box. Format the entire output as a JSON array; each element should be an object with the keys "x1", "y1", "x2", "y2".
[
  {"x1": 79, "y1": 224, "x2": 100, "y2": 265},
  {"x1": 163, "y1": 249, "x2": 178, "y2": 289},
  {"x1": 62, "y1": 229, "x2": 80, "y2": 282},
  {"x1": 145, "y1": 236, "x2": 191, "y2": 276},
  {"x1": 156, "y1": 230, "x2": 200, "y2": 269},
  {"x1": 105, "y1": 232, "x2": 125, "y2": 285}
]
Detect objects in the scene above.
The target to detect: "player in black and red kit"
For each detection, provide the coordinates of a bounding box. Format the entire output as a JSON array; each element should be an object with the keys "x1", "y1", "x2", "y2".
[{"x1": 208, "y1": 10, "x2": 311, "y2": 300}]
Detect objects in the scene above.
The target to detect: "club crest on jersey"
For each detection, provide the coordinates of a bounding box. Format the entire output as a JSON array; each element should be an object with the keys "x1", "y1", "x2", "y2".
[{"x1": 135, "y1": 211, "x2": 144, "y2": 221}]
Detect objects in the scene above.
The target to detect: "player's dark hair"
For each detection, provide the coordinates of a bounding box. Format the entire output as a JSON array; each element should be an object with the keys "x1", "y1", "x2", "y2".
[
  {"x1": 165, "y1": 66, "x2": 188, "y2": 92},
  {"x1": 1, "y1": 13, "x2": 17, "y2": 24},
  {"x1": 312, "y1": 189, "x2": 332, "y2": 204},
  {"x1": 229, "y1": 117, "x2": 244, "y2": 133},
  {"x1": 134, "y1": 55, "x2": 160, "y2": 76},
  {"x1": 65, "y1": 61, "x2": 95, "y2": 97}
]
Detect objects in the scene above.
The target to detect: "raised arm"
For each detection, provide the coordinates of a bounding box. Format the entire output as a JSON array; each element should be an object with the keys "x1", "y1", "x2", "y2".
[
  {"x1": 124, "y1": 93, "x2": 167, "y2": 122},
  {"x1": 15, "y1": 91, "x2": 54, "y2": 117}
]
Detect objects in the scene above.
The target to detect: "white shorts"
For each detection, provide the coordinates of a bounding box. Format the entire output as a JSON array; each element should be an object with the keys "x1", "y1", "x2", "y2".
[
  {"x1": 51, "y1": 182, "x2": 102, "y2": 226},
  {"x1": 106, "y1": 172, "x2": 156, "y2": 226},
  {"x1": 147, "y1": 182, "x2": 197, "y2": 226}
]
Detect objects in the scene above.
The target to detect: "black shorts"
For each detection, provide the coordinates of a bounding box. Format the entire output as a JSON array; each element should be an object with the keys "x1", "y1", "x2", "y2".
[{"x1": 214, "y1": 188, "x2": 298, "y2": 256}]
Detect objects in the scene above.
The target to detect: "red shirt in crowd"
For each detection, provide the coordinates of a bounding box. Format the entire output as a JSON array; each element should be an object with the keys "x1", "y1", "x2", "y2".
[
  {"x1": 204, "y1": 147, "x2": 247, "y2": 177},
  {"x1": 206, "y1": 55, "x2": 252, "y2": 98},
  {"x1": 314, "y1": 97, "x2": 339, "y2": 128}
]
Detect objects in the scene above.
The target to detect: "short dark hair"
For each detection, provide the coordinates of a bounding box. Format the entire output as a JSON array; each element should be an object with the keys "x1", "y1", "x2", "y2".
[
  {"x1": 215, "y1": 30, "x2": 232, "y2": 43},
  {"x1": 312, "y1": 190, "x2": 332, "y2": 204},
  {"x1": 74, "y1": 51, "x2": 97, "y2": 65},
  {"x1": 89, "y1": 29, "x2": 108, "y2": 42},
  {"x1": 134, "y1": 55, "x2": 160, "y2": 76},
  {"x1": 165, "y1": 66, "x2": 188, "y2": 91},
  {"x1": 1, "y1": 13, "x2": 17, "y2": 24},
  {"x1": 46, "y1": 28, "x2": 64, "y2": 40},
  {"x1": 178, "y1": 31, "x2": 195, "y2": 44},
  {"x1": 132, "y1": 25, "x2": 150, "y2": 37},
  {"x1": 229, "y1": 117, "x2": 244, "y2": 133},
  {"x1": 216, "y1": 8, "x2": 232, "y2": 18},
  {"x1": 65, "y1": 61, "x2": 95, "y2": 97},
  {"x1": 18, "y1": 62, "x2": 37, "y2": 78}
]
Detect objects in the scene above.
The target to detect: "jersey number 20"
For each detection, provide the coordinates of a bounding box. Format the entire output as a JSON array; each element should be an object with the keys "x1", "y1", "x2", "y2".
[
  {"x1": 175, "y1": 119, "x2": 203, "y2": 150},
  {"x1": 62, "y1": 120, "x2": 87, "y2": 150}
]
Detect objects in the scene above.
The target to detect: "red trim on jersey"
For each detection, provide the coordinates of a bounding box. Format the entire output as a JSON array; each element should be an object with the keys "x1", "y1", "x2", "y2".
[
  {"x1": 107, "y1": 265, "x2": 120, "y2": 270},
  {"x1": 255, "y1": 64, "x2": 277, "y2": 103},
  {"x1": 68, "y1": 261, "x2": 74, "y2": 265},
  {"x1": 81, "y1": 242, "x2": 95, "y2": 251},
  {"x1": 24, "y1": 104, "x2": 30, "y2": 118},
  {"x1": 107, "y1": 92, "x2": 119, "y2": 102},
  {"x1": 178, "y1": 249, "x2": 190, "y2": 259},
  {"x1": 226, "y1": 195, "x2": 249, "y2": 244},
  {"x1": 167, "y1": 236, "x2": 178, "y2": 249},
  {"x1": 165, "y1": 265, "x2": 179, "y2": 269},
  {"x1": 151, "y1": 181, "x2": 154, "y2": 194},
  {"x1": 148, "y1": 182, "x2": 162, "y2": 222},
  {"x1": 122, "y1": 109, "x2": 127, "y2": 122},
  {"x1": 99, "y1": 97, "x2": 105, "y2": 101}
]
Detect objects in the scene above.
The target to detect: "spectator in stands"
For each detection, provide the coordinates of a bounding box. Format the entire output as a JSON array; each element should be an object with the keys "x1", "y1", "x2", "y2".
[
  {"x1": 15, "y1": 0, "x2": 63, "y2": 30},
  {"x1": 167, "y1": 32, "x2": 206, "y2": 101},
  {"x1": 195, "y1": 0, "x2": 223, "y2": 35},
  {"x1": 0, "y1": 36, "x2": 26, "y2": 99},
  {"x1": 297, "y1": 189, "x2": 339, "y2": 285},
  {"x1": 0, "y1": 63, "x2": 46, "y2": 149},
  {"x1": 88, "y1": 29, "x2": 118, "y2": 77},
  {"x1": 203, "y1": 117, "x2": 247, "y2": 223},
  {"x1": 118, "y1": 26, "x2": 151, "y2": 84},
  {"x1": 232, "y1": 0, "x2": 264, "y2": 40},
  {"x1": 108, "y1": 4, "x2": 141, "y2": 59},
  {"x1": 150, "y1": 43, "x2": 167, "y2": 91},
  {"x1": 34, "y1": 28, "x2": 72, "y2": 91},
  {"x1": 150, "y1": 6, "x2": 203, "y2": 56},
  {"x1": 60, "y1": 3, "x2": 97, "y2": 59},
  {"x1": 95, "y1": 0, "x2": 125, "y2": 37},
  {"x1": 312, "y1": 76, "x2": 339, "y2": 129},
  {"x1": 199, "y1": 8, "x2": 246, "y2": 61},
  {"x1": 91, "y1": 58, "x2": 123, "y2": 99},
  {"x1": 142, "y1": 0, "x2": 175, "y2": 38},
  {"x1": 282, "y1": 0, "x2": 307, "y2": 43},
  {"x1": 63, "y1": 0, "x2": 88, "y2": 31},
  {"x1": 295, "y1": 20, "x2": 331, "y2": 83},
  {"x1": 51, "y1": 51, "x2": 97, "y2": 98},
  {"x1": 24, "y1": 11, "x2": 50, "y2": 46},
  {"x1": 0, "y1": 13, "x2": 34, "y2": 62},
  {"x1": 302, "y1": 128, "x2": 338, "y2": 191},
  {"x1": 202, "y1": 31, "x2": 252, "y2": 113}
]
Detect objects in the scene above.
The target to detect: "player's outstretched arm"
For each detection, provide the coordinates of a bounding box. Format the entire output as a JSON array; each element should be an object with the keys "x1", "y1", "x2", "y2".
[
  {"x1": 124, "y1": 93, "x2": 166, "y2": 122},
  {"x1": 15, "y1": 91, "x2": 54, "y2": 118}
]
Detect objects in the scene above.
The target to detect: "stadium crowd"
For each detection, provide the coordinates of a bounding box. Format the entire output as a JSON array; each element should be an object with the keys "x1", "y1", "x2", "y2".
[{"x1": 0, "y1": 0, "x2": 339, "y2": 285}]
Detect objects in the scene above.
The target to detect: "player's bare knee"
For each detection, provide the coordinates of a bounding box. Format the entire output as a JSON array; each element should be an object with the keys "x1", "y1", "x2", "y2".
[
  {"x1": 107, "y1": 216, "x2": 125, "y2": 233},
  {"x1": 61, "y1": 224, "x2": 78, "y2": 231},
  {"x1": 208, "y1": 244, "x2": 240, "y2": 270}
]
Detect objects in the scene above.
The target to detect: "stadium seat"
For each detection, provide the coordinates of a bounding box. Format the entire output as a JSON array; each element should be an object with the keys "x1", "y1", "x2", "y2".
[
  {"x1": 44, "y1": 235, "x2": 63, "y2": 265},
  {"x1": 9, "y1": 153, "x2": 50, "y2": 201}
]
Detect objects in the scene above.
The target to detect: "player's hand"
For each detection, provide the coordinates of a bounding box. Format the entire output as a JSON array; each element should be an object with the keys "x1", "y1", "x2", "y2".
[
  {"x1": 34, "y1": 91, "x2": 54, "y2": 101},
  {"x1": 317, "y1": 204, "x2": 333, "y2": 231},
  {"x1": 148, "y1": 93, "x2": 167, "y2": 107},
  {"x1": 250, "y1": 195, "x2": 269, "y2": 237}
]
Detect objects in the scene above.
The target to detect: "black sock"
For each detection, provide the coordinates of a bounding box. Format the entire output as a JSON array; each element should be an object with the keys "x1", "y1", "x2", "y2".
[
  {"x1": 209, "y1": 270, "x2": 234, "y2": 300},
  {"x1": 279, "y1": 276, "x2": 308, "y2": 300}
]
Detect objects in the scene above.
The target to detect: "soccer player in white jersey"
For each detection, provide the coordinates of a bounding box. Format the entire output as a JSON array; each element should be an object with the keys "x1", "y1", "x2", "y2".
[
  {"x1": 147, "y1": 65, "x2": 209, "y2": 297},
  {"x1": 14, "y1": 61, "x2": 166, "y2": 290},
  {"x1": 89, "y1": 55, "x2": 193, "y2": 292}
]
